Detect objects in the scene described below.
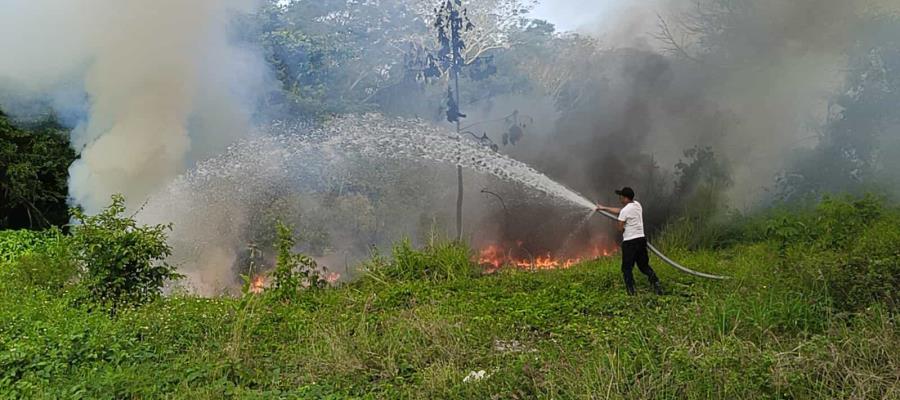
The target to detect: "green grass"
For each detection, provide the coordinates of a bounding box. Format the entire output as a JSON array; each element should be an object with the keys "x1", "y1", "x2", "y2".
[
  {"x1": 1, "y1": 240, "x2": 897, "y2": 399},
  {"x1": 2, "y1": 196, "x2": 898, "y2": 399}
]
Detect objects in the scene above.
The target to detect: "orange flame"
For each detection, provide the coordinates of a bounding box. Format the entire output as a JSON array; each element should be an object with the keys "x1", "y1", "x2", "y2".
[
  {"x1": 477, "y1": 243, "x2": 615, "y2": 272},
  {"x1": 250, "y1": 275, "x2": 266, "y2": 293},
  {"x1": 324, "y1": 272, "x2": 341, "y2": 284}
]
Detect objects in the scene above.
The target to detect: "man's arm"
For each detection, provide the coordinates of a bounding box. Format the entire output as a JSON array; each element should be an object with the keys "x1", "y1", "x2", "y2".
[
  {"x1": 596, "y1": 204, "x2": 622, "y2": 214},
  {"x1": 616, "y1": 220, "x2": 625, "y2": 233}
]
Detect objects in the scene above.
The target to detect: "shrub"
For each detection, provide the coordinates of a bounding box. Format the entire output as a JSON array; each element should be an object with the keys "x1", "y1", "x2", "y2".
[
  {"x1": 269, "y1": 221, "x2": 328, "y2": 302},
  {"x1": 70, "y1": 195, "x2": 181, "y2": 309},
  {"x1": 11, "y1": 229, "x2": 78, "y2": 291},
  {"x1": 0, "y1": 229, "x2": 50, "y2": 264},
  {"x1": 765, "y1": 217, "x2": 811, "y2": 265},
  {"x1": 823, "y1": 219, "x2": 900, "y2": 311},
  {"x1": 762, "y1": 194, "x2": 900, "y2": 311},
  {"x1": 370, "y1": 240, "x2": 473, "y2": 281},
  {"x1": 813, "y1": 194, "x2": 883, "y2": 250}
]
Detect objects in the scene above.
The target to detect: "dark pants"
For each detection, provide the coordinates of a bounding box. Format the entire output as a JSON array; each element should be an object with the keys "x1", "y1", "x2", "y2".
[{"x1": 621, "y1": 237, "x2": 659, "y2": 292}]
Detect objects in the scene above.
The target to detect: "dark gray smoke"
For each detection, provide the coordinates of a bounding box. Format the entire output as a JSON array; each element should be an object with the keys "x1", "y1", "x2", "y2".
[
  {"x1": 468, "y1": 0, "x2": 900, "y2": 253},
  {"x1": 508, "y1": 0, "x2": 900, "y2": 209}
]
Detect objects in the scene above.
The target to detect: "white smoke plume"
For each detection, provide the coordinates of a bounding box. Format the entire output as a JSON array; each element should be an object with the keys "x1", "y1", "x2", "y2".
[{"x1": 0, "y1": 0, "x2": 268, "y2": 212}]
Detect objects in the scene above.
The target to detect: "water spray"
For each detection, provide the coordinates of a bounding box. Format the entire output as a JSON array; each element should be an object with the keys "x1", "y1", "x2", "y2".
[
  {"x1": 145, "y1": 114, "x2": 729, "y2": 291},
  {"x1": 593, "y1": 209, "x2": 729, "y2": 280}
]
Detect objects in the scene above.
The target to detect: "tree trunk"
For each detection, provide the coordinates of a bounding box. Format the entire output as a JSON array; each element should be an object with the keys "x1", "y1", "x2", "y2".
[
  {"x1": 454, "y1": 71, "x2": 464, "y2": 242},
  {"x1": 456, "y1": 165, "x2": 463, "y2": 241}
]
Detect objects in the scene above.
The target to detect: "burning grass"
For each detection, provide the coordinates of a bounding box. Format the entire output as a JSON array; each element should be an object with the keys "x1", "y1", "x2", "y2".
[{"x1": 476, "y1": 242, "x2": 616, "y2": 272}]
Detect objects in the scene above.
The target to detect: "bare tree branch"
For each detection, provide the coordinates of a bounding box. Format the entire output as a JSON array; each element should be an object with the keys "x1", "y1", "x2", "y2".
[{"x1": 654, "y1": 14, "x2": 703, "y2": 64}]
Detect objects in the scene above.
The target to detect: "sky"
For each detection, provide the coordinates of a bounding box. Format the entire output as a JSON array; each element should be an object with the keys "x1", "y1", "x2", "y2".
[{"x1": 529, "y1": 0, "x2": 613, "y2": 32}]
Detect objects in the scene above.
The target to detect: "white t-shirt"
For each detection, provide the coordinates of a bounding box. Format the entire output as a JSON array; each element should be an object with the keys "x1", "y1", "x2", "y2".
[{"x1": 617, "y1": 201, "x2": 645, "y2": 241}]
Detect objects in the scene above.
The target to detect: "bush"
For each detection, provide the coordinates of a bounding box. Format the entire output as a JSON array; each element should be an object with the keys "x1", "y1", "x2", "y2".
[
  {"x1": 760, "y1": 195, "x2": 900, "y2": 311},
  {"x1": 800, "y1": 195, "x2": 898, "y2": 310},
  {"x1": 369, "y1": 240, "x2": 474, "y2": 281},
  {"x1": 813, "y1": 194, "x2": 883, "y2": 250},
  {"x1": 269, "y1": 221, "x2": 328, "y2": 302},
  {"x1": 11, "y1": 229, "x2": 78, "y2": 292},
  {"x1": 70, "y1": 195, "x2": 181, "y2": 309},
  {"x1": 824, "y1": 219, "x2": 900, "y2": 311},
  {"x1": 0, "y1": 230, "x2": 50, "y2": 264}
]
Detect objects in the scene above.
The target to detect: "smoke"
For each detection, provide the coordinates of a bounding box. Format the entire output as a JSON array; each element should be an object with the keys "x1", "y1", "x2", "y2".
[
  {"x1": 2, "y1": 0, "x2": 895, "y2": 291},
  {"x1": 510, "y1": 0, "x2": 900, "y2": 211},
  {"x1": 137, "y1": 123, "x2": 472, "y2": 295},
  {"x1": 0, "y1": 0, "x2": 269, "y2": 212},
  {"x1": 460, "y1": 0, "x2": 900, "y2": 254}
]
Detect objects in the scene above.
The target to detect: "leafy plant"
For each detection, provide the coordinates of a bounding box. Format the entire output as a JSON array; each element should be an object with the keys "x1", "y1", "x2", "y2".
[
  {"x1": 269, "y1": 221, "x2": 328, "y2": 302},
  {"x1": 70, "y1": 194, "x2": 181, "y2": 309},
  {"x1": 369, "y1": 239, "x2": 473, "y2": 282},
  {"x1": 0, "y1": 229, "x2": 51, "y2": 264},
  {"x1": 829, "y1": 223, "x2": 900, "y2": 311},
  {"x1": 11, "y1": 228, "x2": 78, "y2": 292},
  {"x1": 765, "y1": 217, "x2": 810, "y2": 263},
  {"x1": 813, "y1": 194, "x2": 882, "y2": 249}
]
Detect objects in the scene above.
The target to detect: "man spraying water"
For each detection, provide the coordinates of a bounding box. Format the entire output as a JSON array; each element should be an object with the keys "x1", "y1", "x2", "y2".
[{"x1": 596, "y1": 187, "x2": 664, "y2": 295}]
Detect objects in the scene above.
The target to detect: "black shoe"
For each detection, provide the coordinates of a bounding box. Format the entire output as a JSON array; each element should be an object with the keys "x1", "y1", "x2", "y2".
[
  {"x1": 651, "y1": 281, "x2": 664, "y2": 295},
  {"x1": 626, "y1": 286, "x2": 636, "y2": 296}
]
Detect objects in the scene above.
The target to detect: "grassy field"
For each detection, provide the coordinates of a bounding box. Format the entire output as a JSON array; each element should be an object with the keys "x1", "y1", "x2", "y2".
[{"x1": 1, "y1": 198, "x2": 899, "y2": 399}]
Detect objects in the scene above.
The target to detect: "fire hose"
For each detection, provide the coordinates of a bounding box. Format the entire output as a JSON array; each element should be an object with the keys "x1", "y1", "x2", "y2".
[{"x1": 594, "y1": 210, "x2": 729, "y2": 280}]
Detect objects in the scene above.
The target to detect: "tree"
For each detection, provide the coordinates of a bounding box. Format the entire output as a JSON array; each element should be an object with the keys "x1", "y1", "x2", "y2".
[
  {"x1": 71, "y1": 194, "x2": 181, "y2": 309},
  {"x1": 509, "y1": 24, "x2": 603, "y2": 109},
  {"x1": 672, "y1": 146, "x2": 733, "y2": 221},
  {"x1": 777, "y1": 15, "x2": 900, "y2": 200},
  {"x1": 0, "y1": 111, "x2": 75, "y2": 229},
  {"x1": 251, "y1": 0, "x2": 539, "y2": 121},
  {"x1": 411, "y1": 0, "x2": 537, "y2": 66},
  {"x1": 250, "y1": 0, "x2": 429, "y2": 117},
  {"x1": 423, "y1": 0, "x2": 494, "y2": 241},
  {"x1": 430, "y1": 0, "x2": 474, "y2": 241}
]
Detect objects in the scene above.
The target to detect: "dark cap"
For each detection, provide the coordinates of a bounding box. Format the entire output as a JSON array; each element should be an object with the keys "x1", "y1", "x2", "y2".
[{"x1": 615, "y1": 187, "x2": 635, "y2": 199}]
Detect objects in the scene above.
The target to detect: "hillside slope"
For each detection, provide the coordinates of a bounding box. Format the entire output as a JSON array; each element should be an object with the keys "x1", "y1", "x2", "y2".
[{"x1": 1, "y1": 239, "x2": 897, "y2": 399}]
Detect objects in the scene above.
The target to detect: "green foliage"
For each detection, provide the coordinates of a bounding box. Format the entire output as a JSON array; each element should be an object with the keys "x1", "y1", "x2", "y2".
[
  {"x1": 822, "y1": 218, "x2": 900, "y2": 311},
  {"x1": 754, "y1": 195, "x2": 897, "y2": 311},
  {"x1": 367, "y1": 239, "x2": 474, "y2": 282},
  {"x1": 657, "y1": 147, "x2": 734, "y2": 248},
  {"x1": 248, "y1": 0, "x2": 428, "y2": 117},
  {"x1": 765, "y1": 217, "x2": 811, "y2": 262},
  {"x1": 70, "y1": 194, "x2": 181, "y2": 309},
  {"x1": 11, "y1": 229, "x2": 78, "y2": 292},
  {"x1": 1, "y1": 195, "x2": 898, "y2": 397},
  {"x1": 269, "y1": 220, "x2": 327, "y2": 302},
  {"x1": 673, "y1": 146, "x2": 733, "y2": 197},
  {"x1": 657, "y1": 194, "x2": 900, "y2": 312},
  {"x1": 0, "y1": 229, "x2": 52, "y2": 264},
  {"x1": 0, "y1": 111, "x2": 76, "y2": 229},
  {"x1": 0, "y1": 234, "x2": 895, "y2": 398},
  {"x1": 814, "y1": 194, "x2": 883, "y2": 249}
]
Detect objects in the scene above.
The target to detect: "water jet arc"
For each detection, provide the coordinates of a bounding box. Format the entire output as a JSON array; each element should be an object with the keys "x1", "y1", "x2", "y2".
[{"x1": 594, "y1": 210, "x2": 729, "y2": 280}]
